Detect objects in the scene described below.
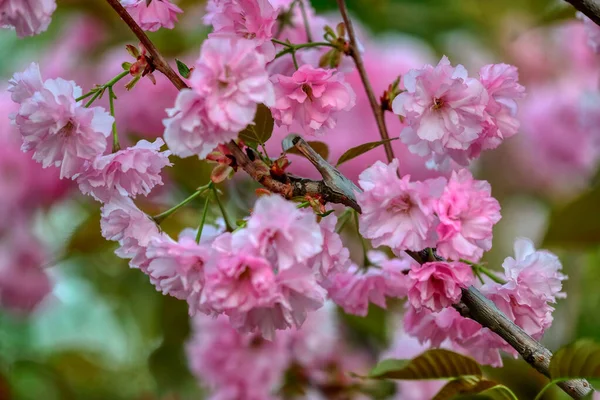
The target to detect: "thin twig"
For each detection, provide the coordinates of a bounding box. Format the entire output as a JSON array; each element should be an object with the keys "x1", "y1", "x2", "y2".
[{"x1": 336, "y1": 0, "x2": 395, "y2": 164}]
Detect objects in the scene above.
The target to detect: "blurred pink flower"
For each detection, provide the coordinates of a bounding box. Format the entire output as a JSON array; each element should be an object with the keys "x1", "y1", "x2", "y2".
[
  {"x1": 357, "y1": 159, "x2": 444, "y2": 253},
  {"x1": 206, "y1": 0, "x2": 278, "y2": 60},
  {"x1": 306, "y1": 212, "x2": 350, "y2": 281},
  {"x1": 121, "y1": 0, "x2": 183, "y2": 32},
  {"x1": 578, "y1": 12, "x2": 600, "y2": 53},
  {"x1": 9, "y1": 65, "x2": 113, "y2": 179},
  {"x1": 0, "y1": 0, "x2": 56, "y2": 37},
  {"x1": 191, "y1": 37, "x2": 274, "y2": 132},
  {"x1": 77, "y1": 138, "x2": 172, "y2": 202},
  {"x1": 99, "y1": 195, "x2": 160, "y2": 259},
  {"x1": 407, "y1": 261, "x2": 473, "y2": 312},
  {"x1": 435, "y1": 169, "x2": 501, "y2": 262},
  {"x1": 392, "y1": 56, "x2": 488, "y2": 169},
  {"x1": 187, "y1": 314, "x2": 290, "y2": 399},
  {"x1": 0, "y1": 225, "x2": 51, "y2": 314},
  {"x1": 271, "y1": 65, "x2": 356, "y2": 136},
  {"x1": 234, "y1": 194, "x2": 323, "y2": 271}
]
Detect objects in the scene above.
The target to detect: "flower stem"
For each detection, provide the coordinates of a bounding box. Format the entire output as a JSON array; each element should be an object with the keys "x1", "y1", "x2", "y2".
[
  {"x1": 298, "y1": 0, "x2": 313, "y2": 42},
  {"x1": 353, "y1": 210, "x2": 371, "y2": 267},
  {"x1": 477, "y1": 265, "x2": 506, "y2": 284},
  {"x1": 84, "y1": 90, "x2": 103, "y2": 108},
  {"x1": 273, "y1": 41, "x2": 338, "y2": 60},
  {"x1": 80, "y1": 70, "x2": 130, "y2": 108},
  {"x1": 108, "y1": 86, "x2": 120, "y2": 153},
  {"x1": 335, "y1": 208, "x2": 353, "y2": 233},
  {"x1": 195, "y1": 194, "x2": 211, "y2": 243},
  {"x1": 152, "y1": 183, "x2": 211, "y2": 224},
  {"x1": 211, "y1": 184, "x2": 234, "y2": 232}
]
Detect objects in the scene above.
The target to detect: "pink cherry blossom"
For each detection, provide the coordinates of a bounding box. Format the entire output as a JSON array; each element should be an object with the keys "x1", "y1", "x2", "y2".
[
  {"x1": 203, "y1": 252, "x2": 278, "y2": 313},
  {"x1": 206, "y1": 0, "x2": 278, "y2": 60},
  {"x1": 7, "y1": 62, "x2": 43, "y2": 104},
  {"x1": 435, "y1": 169, "x2": 501, "y2": 262},
  {"x1": 392, "y1": 56, "x2": 488, "y2": 168},
  {"x1": 100, "y1": 195, "x2": 160, "y2": 259},
  {"x1": 305, "y1": 212, "x2": 350, "y2": 281},
  {"x1": 9, "y1": 65, "x2": 114, "y2": 179},
  {"x1": 327, "y1": 251, "x2": 412, "y2": 316},
  {"x1": 77, "y1": 138, "x2": 172, "y2": 202},
  {"x1": 0, "y1": 0, "x2": 56, "y2": 37},
  {"x1": 578, "y1": 12, "x2": 600, "y2": 53},
  {"x1": 271, "y1": 65, "x2": 356, "y2": 136},
  {"x1": 407, "y1": 261, "x2": 473, "y2": 312},
  {"x1": 190, "y1": 37, "x2": 274, "y2": 133},
  {"x1": 187, "y1": 314, "x2": 290, "y2": 399},
  {"x1": 234, "y1": 194, "x2": 323, "y2": 271},
  {"x1": 121, "y1": 0, "x2": 182, "y2": 32},
  {"x1": 357, "y1": 159, "x2": 444, "y2": 253}
]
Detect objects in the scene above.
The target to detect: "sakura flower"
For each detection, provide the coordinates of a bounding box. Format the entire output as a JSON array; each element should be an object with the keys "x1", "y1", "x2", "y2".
[
  {"x1": 207, "y1": 0, "x2": 278, "y2": 60},
  {"x1": 121, "y1": 0, "x2": 182, "y2": 32},
  {"x1": 435, "y1": 169, "x2": 501, "y2": 262},
  {"x1": 7, "y1": 62, "x2": 43, "y2": 104},
  {"x1": 190, "y1": 37, "x2": 274, "y2": 133},
  {"x1": 233, "y1": 194, "x2": 323, "y2": 271},
  {"x1": 578, "y1": 12, "x2": 600, "y2": 53},
  {"x1": 0, "y1": 0, "x2": 56, "y2": 37},
  {"x1": 9, "y1": 66, "x2": 113, "y2": 179},
  {"x1": 203, "y1": 252, "x2": 279, "y2": 313},
  {"x1": 77, "y1": 138, "x2": 172, "y2": 202},
  {"x1": 327, "y1": 251, "x2": 412, "y2": 316},
  {"x1": 187, "y1": 314, "x2": 291, "y2": 399},
  {"x1": 100, "y1": 195, "x2": 159, "y2": 259},
  {"x1": 392, "y1": 56, "x2": 488, "y2": 168},
  {"x1": 357, "y1": 159, "x2": 444, "y2": 253},
  {"x1": 407, "y1": 261, "x2": 473, "y2": 312},
  {"x1": 306, "y1": 212, "x2": 350, "y2": 281},
  {"x1": 271, "y1": 65, "x2": 356, "y2": 136}
]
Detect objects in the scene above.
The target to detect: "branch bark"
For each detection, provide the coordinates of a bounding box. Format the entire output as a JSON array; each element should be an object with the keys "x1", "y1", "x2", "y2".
[
  {"x1": 565, "y1": 0, "x2": 600, "y2": 26},
  {"x1": 336, "y1": 0, "x2": 395, "y2": 164},
  {"x1": 105, "y1": 2, "x2": 593, "y2": 397}
]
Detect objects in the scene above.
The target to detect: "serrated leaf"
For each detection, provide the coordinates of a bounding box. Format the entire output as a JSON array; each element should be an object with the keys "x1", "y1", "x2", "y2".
[
  {"x1": 175, "y1": 59, "x2": 191, "y2": 79},
  {"x1": 543, "y1": 186, "x2": 600, "y2": 249},
  {"x1": 239, "y1": 104, "x2": 274, "y2": 147},
  {"x1": 287, "y1": 140, "x2": 329, "y2": 160},
  {"x1": 435, "y1": 377, "x2": 518, "y2": 400},
  {"x1": 369, "y1": 349, "x2": 482, "y2": 380},
  {"x1": 549, "y1": 339, "x2": 600, "y2": 381},
  {"x1": 336, "y1": 138, "x2": 398, "y2": 166}
]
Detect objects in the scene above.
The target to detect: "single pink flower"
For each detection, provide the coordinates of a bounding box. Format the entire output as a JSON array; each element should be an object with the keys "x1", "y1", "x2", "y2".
[
  {"x1": 407, "y1": 261, "x2": 473, "y2": 312},
  {"x1": 392, "y1": 56, "x2": 488, "y2": 168},
  {"x1": 435, "y1": 169, "x2": 501, "y2": 262},
  {"x1": 190, "y1": 36, "x2": 274, "y2": 133},
  {"x1": 233, "y1": 194, "x2": 323, "y2": 271},
  {"x1": 100, "y1": 195, "x2": 160, "y2": 259},
  {"x1": 306, "y1": 212, "x2": 350, "y2": 281},
  {"x1": 9, "y1": 65, "x2": 113, "y2": 179},
  {"x1": 357, "y1": 159, "x2": 444, "y2": 253},
  {"x1": 271, "y1": 64, "x2": 356, "y2": 136},
  {"x1": 77, "y1": 138, "x2": 172, "y2": 202},
  {"x1": 0, "y1": 0, "x2": 56, "y2": 37},
  {"x1": 7, "y1": 62, "x2": 43, "y2": 104},
  {"x1": 186, "y1": 314, "x2": 291, "y2": 399},
  {"x1": 206, "y1": 0, "x2": 278, "y2": 60},
  {"x1": 121, "y1": 0, "x2": 182, "y2": 32}
]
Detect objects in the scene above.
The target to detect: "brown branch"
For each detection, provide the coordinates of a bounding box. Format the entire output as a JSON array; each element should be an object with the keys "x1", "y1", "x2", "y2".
[
  {"x1": 105, "y1": 0, "x2": 188, "y2": 91},
  {"x1": 105, "y1": 2, "x2": 593, "y2": 398},
  {"x1": 565, "y1": 0, "x2": 600, "y2": 26},
  {"x1": 336, "y1": 0, "x2": 395, "y2": 164}
]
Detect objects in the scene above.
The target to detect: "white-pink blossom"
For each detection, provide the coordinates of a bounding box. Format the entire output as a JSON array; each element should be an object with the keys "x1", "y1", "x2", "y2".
[
  {"x1": 271, "y1": 65, "x2": 356, "y2": 136},
  {"x1": 435, "y1": 169, "x2": 501, "y2": 262},
  {"x1": 121, "y1": 0, "x2": 182, "y2": 32},
  {"x1": 0, "y1": 0, "x2": 56, "y2": 37},
  {"x1": 407, "y1": 261, "x2": 473, "y2": 312},
  {"x1": 9, "y1": 65, "x2": 113, "y2": 179},
  {"x1": 7, "y1": 62, "x2": 43, "y2": 104},
  {"x1": 77, "y1": 138, "x2": 172, "y2": 202},
  {"x1": 357, "y1": 159, "x2": 445, "y2": 253}
]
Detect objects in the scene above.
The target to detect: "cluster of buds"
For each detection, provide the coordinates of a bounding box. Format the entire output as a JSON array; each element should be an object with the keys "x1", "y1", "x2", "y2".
[
  {"x1": 380, "y1": 76, "x2": 402, "y2": 113},
  {"x1": 319, "y1": 23, "x2": 351, "y2": 69},
  {"x1": 123, "y1": 43, "x2": 156, "y2": 89}
]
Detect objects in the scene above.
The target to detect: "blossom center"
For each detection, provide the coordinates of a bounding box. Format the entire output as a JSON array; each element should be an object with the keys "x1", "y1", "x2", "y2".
[
  {"x1": 432, "y1": 97, "x2": 445, "y2": 110},
  {"x1": 388, "y1": 194, "x2": 413, "y2": 213},
  {"x1": 57, "y1": 120, "x2": 75, "y2": 137},
  {"x1": 302, "y1": 84, "x2": 315, "y2": 102}
]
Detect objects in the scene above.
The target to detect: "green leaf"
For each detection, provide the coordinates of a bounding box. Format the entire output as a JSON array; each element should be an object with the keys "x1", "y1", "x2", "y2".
[
  {"x1": 436, "y1": 377, "x2": 518, "y2": 400},
  {"x1": 549, "y1": 339, "x2": 600, "y2": 381},
  {"x1": 336, "y1": 138, "x2": 398, "y2": 166},
  {"x1": 543, "y1": 186, "x2": 600, "y2": 249},
  {"x1": 286, "y1": 140, "x2": 330, "y2": 160},
  {"x1": 339, "y1": 303, "x2": 388, "y2": 348},
  {"x1": 239, "y1": 104, "x2": 274, "y2": 147},
  {"x1": 175, "y1": 59, "x2": 191, "y2": 79},
  {"x1": 369, "y1": 349, "x2": 482, "y2": 380}
]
